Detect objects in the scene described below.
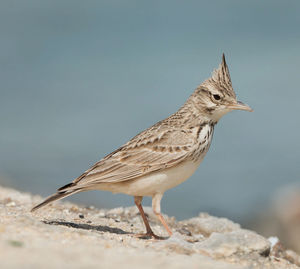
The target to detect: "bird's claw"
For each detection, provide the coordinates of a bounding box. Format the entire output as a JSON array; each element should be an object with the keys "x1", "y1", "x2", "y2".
[{"x1": 132, "y1": 232, "x2": 167, "y2": 240}]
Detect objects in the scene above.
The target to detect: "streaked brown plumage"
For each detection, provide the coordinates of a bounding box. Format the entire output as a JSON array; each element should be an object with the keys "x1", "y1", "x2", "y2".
[{"x1": 31, "y1": 54, "x2": 252, "y2": 239}]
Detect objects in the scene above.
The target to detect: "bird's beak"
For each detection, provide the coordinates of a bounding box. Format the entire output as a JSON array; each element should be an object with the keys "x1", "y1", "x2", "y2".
[{"x1": 227, "y1": 101, "x2": 253, "y2": 112}]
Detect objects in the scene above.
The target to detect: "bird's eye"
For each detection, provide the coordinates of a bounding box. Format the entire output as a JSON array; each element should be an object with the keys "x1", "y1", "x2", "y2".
[{"x1": 213, "y1": 94, "x2": 221, "y2": 101}]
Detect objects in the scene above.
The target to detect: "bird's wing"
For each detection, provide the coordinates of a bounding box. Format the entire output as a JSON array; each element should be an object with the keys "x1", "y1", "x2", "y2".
[{"x1": 68, "y1": 126, "x2": 199, "y2": 189}]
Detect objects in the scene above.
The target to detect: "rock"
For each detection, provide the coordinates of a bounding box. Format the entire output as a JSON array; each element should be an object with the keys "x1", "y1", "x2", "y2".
[
  {"x1": 195, "y1": 229, "x2": 270, "y2": 258},
  {"x1": 0, "y1": 185, "x2": 299, "y2": 269},
  {"x1": 178, "y1": 213, "x2": 240, "y2": 236}
]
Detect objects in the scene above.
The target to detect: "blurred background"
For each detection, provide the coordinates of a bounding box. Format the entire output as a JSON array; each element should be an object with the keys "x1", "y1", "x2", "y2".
[{"x1": 1, "y1": 0, "x2": 300, "y2": 249}]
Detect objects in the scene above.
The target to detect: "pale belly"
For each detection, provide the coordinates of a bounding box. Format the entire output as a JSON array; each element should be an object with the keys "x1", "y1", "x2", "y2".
[{"x1": 96, "y1": 159, "x2": 202, "y2": 197}]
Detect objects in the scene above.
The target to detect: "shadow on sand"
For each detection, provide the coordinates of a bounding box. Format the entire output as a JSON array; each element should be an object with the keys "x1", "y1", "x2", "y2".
[{"x1": 43, "y1": 220, "x2": 129, "y2": 235}]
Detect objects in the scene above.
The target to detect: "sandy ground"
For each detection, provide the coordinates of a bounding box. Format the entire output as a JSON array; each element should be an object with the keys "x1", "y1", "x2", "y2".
[{"x1": 0, "y1": 185, "x2": 299, "y2": 269}]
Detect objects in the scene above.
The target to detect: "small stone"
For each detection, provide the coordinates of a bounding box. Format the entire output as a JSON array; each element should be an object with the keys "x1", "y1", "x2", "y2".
[
  {"x1": 97, "y1": 212, "x2": 106, "y2": 218},
  {"x1": 177, "y1": 226, "x2": 192, "y2": 236},
  {"x1": 269, "y1": 236, "x2": 280, "y2": 248},
  {"x1": 79, "y1": 214, "x2": 84, "y2": 219},
  {"x1": 107, "y1": 207, "x2": 124, "y2": 216},
  {"x1": 6, "y1": 201, "x2": 16, "y2": 207}
]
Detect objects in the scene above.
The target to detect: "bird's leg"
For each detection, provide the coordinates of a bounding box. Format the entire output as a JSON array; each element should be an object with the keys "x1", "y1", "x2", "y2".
[
  {"x1": 134, "y1": 196, "x2": 162, "y2": 239},
  {"x1": 152, "y1": 193, "x2": 172, "y2": 237}
]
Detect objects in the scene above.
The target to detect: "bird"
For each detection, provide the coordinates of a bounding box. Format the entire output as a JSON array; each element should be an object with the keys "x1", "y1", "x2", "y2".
[{"x1": 31, "y1": 54, "x2": 252, "y2": 239}]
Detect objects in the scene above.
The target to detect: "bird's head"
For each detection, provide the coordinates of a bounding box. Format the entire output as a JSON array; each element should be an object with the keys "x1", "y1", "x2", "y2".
[{"x1": 190, "y1": 54, "x2": 252, "y2": 123}]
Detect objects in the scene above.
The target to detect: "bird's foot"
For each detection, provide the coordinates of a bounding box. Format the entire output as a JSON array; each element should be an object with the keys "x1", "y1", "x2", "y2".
[{"x1": 132, "y1": 232, "x2": 167, "y2": 240}]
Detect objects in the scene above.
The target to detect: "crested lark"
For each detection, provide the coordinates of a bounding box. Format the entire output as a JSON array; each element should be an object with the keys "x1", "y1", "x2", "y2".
[{"x1": 32, "y1": 54, "x2": 252, "y2": 239}]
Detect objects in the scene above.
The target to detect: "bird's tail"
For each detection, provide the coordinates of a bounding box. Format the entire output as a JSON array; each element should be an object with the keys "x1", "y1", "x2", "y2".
[{"x1": 31, "y1": 184, "x2": 80, "y2": 212}]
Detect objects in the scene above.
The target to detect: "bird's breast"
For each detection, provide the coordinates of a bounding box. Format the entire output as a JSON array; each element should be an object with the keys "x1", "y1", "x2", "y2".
[{"x1": 191, "y1": 123, "x2": 214, "y2": 161}]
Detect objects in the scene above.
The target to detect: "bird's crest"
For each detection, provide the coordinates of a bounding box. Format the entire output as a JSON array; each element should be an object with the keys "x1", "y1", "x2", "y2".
[
  {"x1": 203, "y1": 53, "x2": 236, "y2": 98},
  {"x1": 212, "y1": 54, "x2": 232, "y2": 86}
]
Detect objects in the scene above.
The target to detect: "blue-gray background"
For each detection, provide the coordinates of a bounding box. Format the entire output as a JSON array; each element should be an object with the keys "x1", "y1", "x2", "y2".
[{"x1": 1, "y1": 0, "x2": 299, "y2": 224}]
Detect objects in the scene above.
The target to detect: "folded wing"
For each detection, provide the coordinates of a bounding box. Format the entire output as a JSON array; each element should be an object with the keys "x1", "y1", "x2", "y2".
[{"x1": 69, "y1": 126, "x2": 197, "y2": 189}]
